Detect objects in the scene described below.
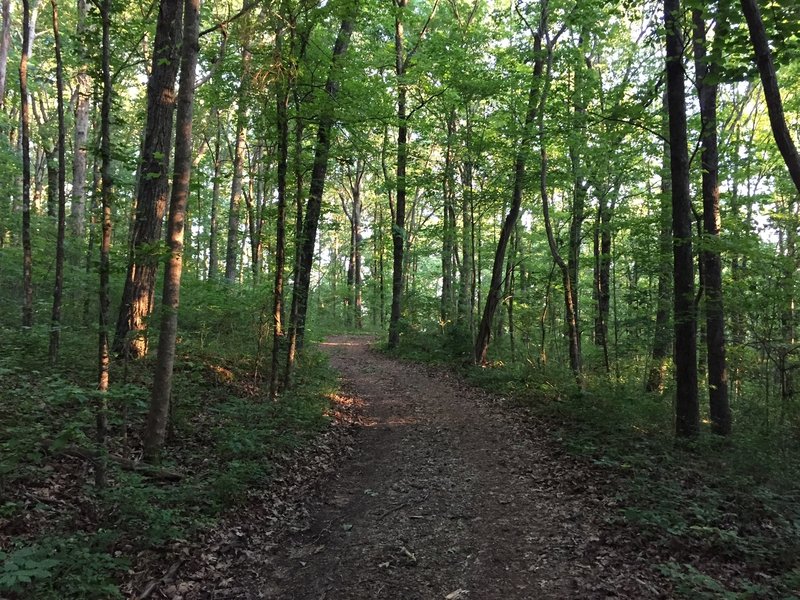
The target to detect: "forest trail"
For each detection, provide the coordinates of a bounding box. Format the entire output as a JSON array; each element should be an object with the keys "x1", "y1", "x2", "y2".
[{"x1": 231, "y1": 336, "x2": 665, "y2": 599}]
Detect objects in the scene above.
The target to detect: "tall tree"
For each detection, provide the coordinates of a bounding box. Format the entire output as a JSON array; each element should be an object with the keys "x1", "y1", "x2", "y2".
[
  {"x1": 474, "y1": 4, "x2": 546, "y2": 365},
  {"x1": 48, "y1": 0, "x2": 67, "y2": 362},
  {"x1": 269, "y1": 16, "x2": 290, "y2": 400},
  {"x1": 387, "y1": 0, "x2": 409, "y2": 349},
  {"x1": 284, "y1": 6, "x2": 356, "y2": 386},
  {"x1": 113, "y1": 0, "x2": 183, "y2": 358},
  {"x1": 0, "y1": 0, "x2": 10, "y2": 107},
  {"x1": 207, "y1": 109, "x2": 222, "y2": 280},
  {"x1": 646, "y1": 105, "x2": 672, "y2": 393},
  {"x1": 225, "y1": 46, "x2": 251, "y2": 283},
  {"x1": 96, "y1": 0, "x2": 113, "y2": 489},
  {"x1": 539, "y1": 29, "x2": 580, "y2": 377},
  {"x1": 70, "y1": 0, "x2": 92, "y2": 239},
  {"x1": 342, "y1": 158, "x2": 365, "y2": 329},
  {"x1": 693, "y1": 5, "x2": 730, "y2": 434},
  {"x1": 144, "y1": 0, "x2": 201, "y2": 462},
  {"x1": 20, "y1": 0, "x2": 33, "y2": 328},
  {"x1": 665, "y1": 0, "x2": 699, "y2": 437}
]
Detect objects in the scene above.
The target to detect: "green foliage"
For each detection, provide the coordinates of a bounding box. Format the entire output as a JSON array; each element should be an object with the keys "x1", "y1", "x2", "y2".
[{"x1": 0, "y1": 536, "x2": 124, "y2": 600}]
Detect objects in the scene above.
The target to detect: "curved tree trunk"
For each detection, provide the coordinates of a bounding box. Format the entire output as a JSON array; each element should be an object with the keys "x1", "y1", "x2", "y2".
[
  {"x1": 474, "y1": 10, "x2": 545, "y2": 365},
  {"x1": 284, "y1": 12, "x2": 355, "y2": 386},
  {"x1": 740, "y1": 0, "x2": 800, "y2": 195}
]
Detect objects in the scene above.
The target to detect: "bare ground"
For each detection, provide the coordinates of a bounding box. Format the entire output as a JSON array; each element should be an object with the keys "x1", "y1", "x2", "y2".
[{"x1": 165, "y1": 335, "x2": 667, "y2": 599}]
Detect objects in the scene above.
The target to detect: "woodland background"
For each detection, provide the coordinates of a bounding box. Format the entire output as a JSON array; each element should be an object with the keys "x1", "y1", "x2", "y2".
[{"x1": 0, "y1": 0, "x2": 799, "y2": 596}]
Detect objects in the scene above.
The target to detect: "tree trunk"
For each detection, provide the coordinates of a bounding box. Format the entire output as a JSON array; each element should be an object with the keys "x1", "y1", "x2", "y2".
[
  {"x1": 225, "y1": 48, "x2": 250, "y2": 284},
  {"x1": 269, "y1": 23, "x2": 289, "y2": 400},
  {"x1": 474, "y1": 11, "x2": 545, "y2": 365},
  {"x1": 740, "y1": 0, "x2": 800, "y2": 196},
  {"x1": 48, "y1": 0, "x2": 66, "y2": 363},
  {"x1": 95, "y1": 0, "x2": 113, "y2": 490},
  {"x1": 342, "y1": 159, "x2": 365, "y2": 329},
  {"x1": 666, "y1": 0, "x2": 699, "y2": 437},
  {"x1": 693, "y1": 7, "x2": 730, "y2": 435},
  {"x1": 441, "y1": 112, "x2": 456, "y2": 325},
  {"x1": 0, "y1": 0, "x2": 10, "y2": 107},
  {"x1": 70, "y1": 0, "x2": 91, "y2": 239},
  {"x1": 457, "y1": 108, "x2": 475, "y2": 333},
  {"x1": 388, "y1": 0, "x2": 408, "y2": 350},
  {"x1": 284, "y1": 12, "x2": 355, "y2": 386},
  {"x1": 144, "y1": 0, "x2": 199, "y2": 462},
  {"x1": 20, "y1": 0, "x2": 33, "y2": 328},
  {"x1": 646, "y1": 115, "x2": 673, "y2": 393},
  {"x1": 113, "y1": 0, "x2": 183, "y2": 358},
  {"x1": 207, "y1": 110, "x2": 221, "y2": 280}
]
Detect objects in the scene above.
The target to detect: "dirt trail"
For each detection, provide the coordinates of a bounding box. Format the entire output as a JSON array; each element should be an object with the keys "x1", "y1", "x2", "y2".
[{"x1": 238, "y1": 336, "x2": 665, "y2": 599}]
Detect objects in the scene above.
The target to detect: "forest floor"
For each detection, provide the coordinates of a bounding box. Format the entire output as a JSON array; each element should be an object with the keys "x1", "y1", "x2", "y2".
[{"x1": 166, "y1": 335, "x2": 668, "y2": 599}]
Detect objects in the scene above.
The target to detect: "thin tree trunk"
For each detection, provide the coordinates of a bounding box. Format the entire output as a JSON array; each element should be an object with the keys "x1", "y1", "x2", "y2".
[
  {"x1": 693, "y1": 7, "x2": 730, "y2": 435},
  {"x1": 96, "y1": 0, "x2": 113, "y2": 490},
  {"x1": 388, "y1": 0, "x2": 408, "y2": 350},
  {"x1": 269, "y1": 22, "x2": 289, "y2": 401},
  {"x1": 45, "y1": 148, "x2": 57, "y2": 217},
  {"x1": 474, "y1": 9, "x2": 545, "y2": 365},
  {"x1": 441, "y1": 112, "x2": 456, "y2": 325},
  {"x1": 284, "y1": 12, "x2": 355, "y2": 386},
  {"x1": 144, "y1": 0, "x2": 200, "y2": 462},
  {"x1": 20, "y1": 0, "x2": 33, "y2": 328},
  {"x1": 0, "y1": 0, "x2": 10, "y2": 107},
  {"x1": 70, "y1": 0, "x2": 90, "y2": 239},
  {"x1": 114, "y1": 0, "x2": 183, "y2": 358},
  {"x1": 225, "y1": 48, "x2": 250, "y2": 283},
  {"x1": 207, "y1": 110, "x2": 221, "y2": 280},
  {"x1": 457, "y1": 109, "x2": 475, "y2": 333},
  {"x1": 48, "y1": 0, "x2": 66, "y2": 363},
  {"x1": 740, "y1": 0, "x2": 800, "y2": 195},
  {"x1": 666, "y1": 0, "x2": 699, "y2": 437},
  {"x1": 647, "y1": 116, "x2": 672, "y2": 393}
]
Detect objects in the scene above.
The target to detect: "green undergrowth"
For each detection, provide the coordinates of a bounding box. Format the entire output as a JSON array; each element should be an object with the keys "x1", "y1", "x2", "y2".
[
  {"x1": 0, "y1": 315, "x2": 337, "y2": 598},
  {"x1": 389, "y1": 328, "x2": 800, "y2": 599}
]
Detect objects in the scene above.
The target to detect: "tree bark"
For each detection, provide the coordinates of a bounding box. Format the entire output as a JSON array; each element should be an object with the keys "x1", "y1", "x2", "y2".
[
  {"x1": 388, "y1": 0, "x2": 408, "y2": 350},
  {"x1": 144, "y1": 0, "x2": 200, "y2": 462},
  {"x1": 269, "y1": 22, "x2": 289, "y2": 400},
  {"x1": 20, "y1": 0, "x2": 33, "y2": 328},
  {"x1": 0, "y1": 0, "x2": 10, "y2": 107},
  {"x1": 646, "y1": 113, "x2": 672, "y2": 393},
  {"x1": 284, "y1": 11, "x2": 355, "y2": 387},
  {"x1": 457, "y1": 108, "x2": 475, "y2": 333},
  {"x1": 225, "y1": 47, "x2": 251, "y2": 283},
  {"x1": 70, "y1": 0, "x2": 91, "y2": 239},
  {"x1": 207, "y1": 110, "x2": 222, "y2": 280},
  {"x1": 693, "y1": 7, "x2": 730, "y2": 434},
  {"x1": 665, "y1": 0, "x2": 699, "y2": 437},
  {"x1": 474, "y1": 9, "x2": 545, "y2": 365},
  {"x1": 48, "y1": 0, "x2": 66, "y2": 363},
  {"x1": 95, "y1": 0, "x2": 113, "y2": 489},
  {"x1": 441, "y1": 112, "x2": 457, "y2": 325},
  {"x1": 114, "y1": 0, "x2": 183, "y2": 358},
  {"x1": 740, "y1": 0, "x2": 800, "y2": 196}
]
